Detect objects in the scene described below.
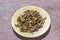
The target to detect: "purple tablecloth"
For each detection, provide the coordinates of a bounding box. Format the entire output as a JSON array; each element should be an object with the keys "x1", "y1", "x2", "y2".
[{"x1": 0, "y1": 0, "x2": 60, "y2": 40}]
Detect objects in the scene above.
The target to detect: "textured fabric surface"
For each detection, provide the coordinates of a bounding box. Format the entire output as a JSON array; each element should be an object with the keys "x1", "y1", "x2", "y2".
[{"x1": 0, "y1": 0, "x2": 60, "y2": 40}]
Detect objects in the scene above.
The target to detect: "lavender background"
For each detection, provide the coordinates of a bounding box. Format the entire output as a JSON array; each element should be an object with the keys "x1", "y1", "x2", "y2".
[{"x1": 0, "y1": 0, "x2": 60, "y2": 40}]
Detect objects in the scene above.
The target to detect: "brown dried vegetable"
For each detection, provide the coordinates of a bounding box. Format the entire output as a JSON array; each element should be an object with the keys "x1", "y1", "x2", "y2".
[{"x1": 15, "y1": 10, "x2": 46, "y2": 33}]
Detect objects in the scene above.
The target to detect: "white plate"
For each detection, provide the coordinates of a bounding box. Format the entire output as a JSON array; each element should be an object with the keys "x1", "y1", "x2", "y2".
[{"x1": 12, "y1": 6, "x2": 50, "y2": 38}]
